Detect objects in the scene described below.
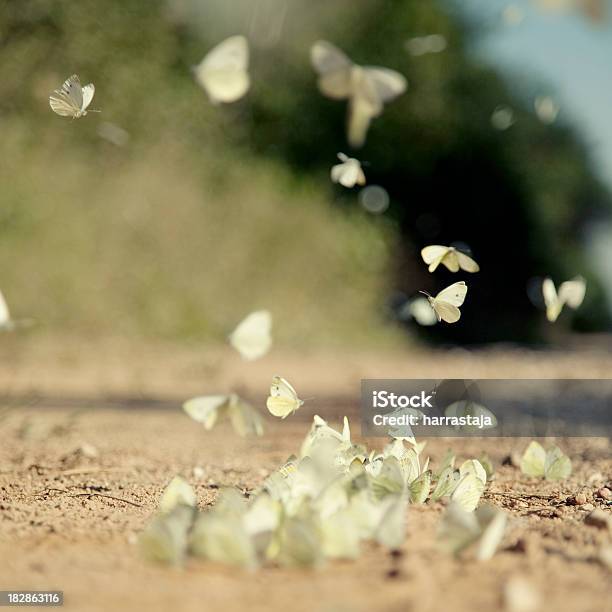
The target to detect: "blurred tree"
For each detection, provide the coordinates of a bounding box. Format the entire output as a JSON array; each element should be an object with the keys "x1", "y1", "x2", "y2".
[{"x1": 1, "y1": 0, "x2": 609, "y2": 344}]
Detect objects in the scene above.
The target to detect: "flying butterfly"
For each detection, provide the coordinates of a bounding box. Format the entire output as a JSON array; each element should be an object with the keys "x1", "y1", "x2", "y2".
[
  {"x1": 229, "y1": 310, "x2": 272, "y2": 361},
  {"x1": 311, "y1": 40, "x2": 407, "y2": 148},
  {"x1": 267, "y1": 376, "x2": 304, "y2": 419},
  {"x1": 193, "y1": 35, "x2": 250, "y2": 104},
  {"x1": 542, "y1": 276, "x2": 586, "y2": 322},
  {"x1": 421, "y1": 245, "x2": 480, "y2": 273},
  {"x1": 420, "y1": 281, "x2": 468, "y2": 324},
  {"x1": 49, "y1": 74, "x2": 98, "y2": 118},
  {"x1": 331, "y1": 153, "x2": 366, "y2": 188}
]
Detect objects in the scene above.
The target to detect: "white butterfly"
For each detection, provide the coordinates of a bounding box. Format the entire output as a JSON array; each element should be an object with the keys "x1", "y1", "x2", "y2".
[
  {"x1": 49, "y1": 74, "x2": 98, "y2": 118},
  {"x1": 520, "y1": 441, "x2": 572, "y2": 480},
  {"x1": 183, "y1": 393, "x2": 264, "y2": 437},
  {"x1": 311, "y1": 40, "x2": 407, "y2": 148},
  {"x1": 421, "y1": 245, "x2": 480, "y2": 273},
  {"x1": 229, "y1": 310, "x2": 272, "y2": 360},
  {"x1": 266, "y1": 376, "x2": 304, "y2": 419},
  {"x1": 420, "y1": 281, "x2": 468, "y2": 324},
  {"x1": 450, "y1": 471, "x2": 485, "y2": 512},
  {"x1": 331, "y1": 153, "x2": 366, "y2": 188},
  {"x1": 193, "y1": 35, "x2": 250, "y2": 104},
  {"x1": 542, "y1": 276, "x2": 586, "y2": 322},
  {"x1": 438, "y1": 502, "x2": 507, "y2": 561},
  {"x1": 159, "y1": 476, "x2": 197, "y2": 514},
  {"x1": 404, "y1": 296, "x2": 438, "y2": 326}
]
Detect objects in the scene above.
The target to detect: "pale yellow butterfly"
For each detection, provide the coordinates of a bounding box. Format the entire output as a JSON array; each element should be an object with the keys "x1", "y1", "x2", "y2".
[
  {"x1": 311, "y1": 40, "x2": 407, "y2": 148},
  {"x1": 450, "y1": 471, "x2": 485, "y2": 512},
  {"x1": 438, "y1": 502, "x2": 507, "y2": 561},
  {"x1": 183, "y1": 393, "x2": 264, "y2": 437},
  {"x1": 229, "y1": 309, "x2": 272, "y2": 360},
  {"x1": 193, "y1": 35, "x2": 250, "y2": 104},
  {"x1": 331, "y1": 153, "x2": 366, "y2": 188},
  {"x1": 266, "y1": 376, "x2": 304, "y2": 419},
  {"x1": 421, "y1": 245, "x2": 480, "y2": 273},
  {"x1": 542, "y1": 276, "x2": 586, "y2": 322},
  {"x1": 520, "y1": 441, "x2": 572, "y2": 480},
  {"x1": 421, "y1": 281, "x2": 468, "y2": 324},
  {"x1": 49, "y1": 74, "x2": 98, "y2": 118}
]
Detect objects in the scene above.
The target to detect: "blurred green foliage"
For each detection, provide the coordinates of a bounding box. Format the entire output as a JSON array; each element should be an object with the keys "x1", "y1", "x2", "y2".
[{"x1": 0, "y1": 0, "x2": 609, "y2": 346}]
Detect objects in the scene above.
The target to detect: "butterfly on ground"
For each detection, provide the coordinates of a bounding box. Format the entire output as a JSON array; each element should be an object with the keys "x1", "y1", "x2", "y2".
[
  {"x1": 421, "y1": 245, "x2": 480, "y2": 273},
  {"x1": 542, "y1": 276, "x2": 586, "y2": 322},
  {"x1": 420, "y1": 281, "x2": 468, "y2": 324},
  {"x1": 193, "y1": 35, "x2": 250, "y2": 104},
  {"x1": 311, "y1": 40, "x2": 407, "y2": 148},
  {"x1": 229, "y1": 310, "x2": 272, "y2": 361},
  {"x1": 49, "y1": 74, "x2": 98, "y2": 118},
  {"x1": 331, "y1": 153, "x2": 366, "y2": 188},
  {"x1": 267, "y1": 376, "x2": 304, "y2": 419}
]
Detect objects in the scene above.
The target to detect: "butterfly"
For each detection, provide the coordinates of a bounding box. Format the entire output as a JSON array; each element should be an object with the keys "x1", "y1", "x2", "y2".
[
  {"x1": 229, "y1": 310, "x2": 272, "y2": 360},
  {"x1": 49, "y1": 74, "x2": 98, "y2": 118},
  {"x1": 542, "y1": 276, "x2": 586, "y2": 322},
  {"x1": 266, "y1": 376, "x2": 304, "y2": 418},
  {"x1": 311, "y1": 40, "x2": 407, "y2": 148},
  {"x1": 420, "y1": 281, "x2": 468, "y2": 324},
  {"x1": 331, "y1": 153, "x2": 366, "y2": 188},
  {"x1": 158, "y1": 476, "x2": 197, "y2": 514},
  {"x1": 520, "y1": 441, "x2": 572, "y2": 480},
  {"x1": 183, "y1": 393, "x2": 264, "y2": 437},
  {"x1": 421, "y1": 245, "x2": 480, "y2": 273},
  {"x1": 438, "y1": 502, "x2": 507, "y2": 561},
  {"x1": 450, "y1": 471, "x2": 485, "y2": 512},
  {"x1": 193, "y1": 35, "x2": 250, "y2": 104}
]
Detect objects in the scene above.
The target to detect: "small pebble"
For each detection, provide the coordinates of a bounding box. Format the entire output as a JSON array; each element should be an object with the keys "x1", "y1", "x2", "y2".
[
  {"x1": 596, "y1": 487, "x2": 611, "y2": 501},
  {"x1": 573, "y1": 493, "x2": 588, "y2": 506},
  {"x1": 584, "y1": 509, "x2": 611, "y2": 531}
]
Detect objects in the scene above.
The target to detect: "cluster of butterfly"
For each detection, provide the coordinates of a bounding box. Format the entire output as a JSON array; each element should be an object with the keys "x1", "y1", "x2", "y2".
[
  {"x1": 141, "y1": 405, "x2": 573, "y2": 568},
  {"x1": 139, "y1": 415, "x2": 524, "y2": 567}
]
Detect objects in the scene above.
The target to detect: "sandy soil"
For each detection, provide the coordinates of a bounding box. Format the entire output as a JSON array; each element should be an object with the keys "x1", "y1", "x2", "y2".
[{"x1": 0, "y1": 339, "x2": 611, "y2": 612}]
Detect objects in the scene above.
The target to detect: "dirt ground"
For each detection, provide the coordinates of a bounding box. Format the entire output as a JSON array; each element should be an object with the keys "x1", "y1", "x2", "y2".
[{"x1": 1, "y1": 338, "x2": 611, "y2": 612}]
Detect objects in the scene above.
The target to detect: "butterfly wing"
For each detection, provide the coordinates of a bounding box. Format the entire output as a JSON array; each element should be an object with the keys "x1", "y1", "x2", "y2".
[
  {"x1": 81, "y1": 83, "x2": 95, "y2": 110},
  {"x1": 331, "y1": 158, "x2": 363, "y2": 188},
  {"x1": 194, "y1": 35, "x2": 250, "y2": 104},
  {"x1": 311, "y1": 40, "x2": 353, "y2": 99},
  {"x1": 362, "y1": 66, "x2": 407, "y2": 104},
  {"x1": 408, "y1": 297, "x2": 437, "y2": 326},
  {"x1": 228, "y1": 395, "x2": 265, "y2": 437},
  {"x1": 0, "y1": 289, "x2": 11, "y2": 328},
  {"x1": 435, "y1": 281, "x2": 468, "y2": 307},
  {"x1": 183, "y1": 394, "x2": 230, "y2": 430},
  {"x1": 520, "y1": 441, "x2": 546, "y2": 477},
  {"x1": 541, "y1": 277, "x2": 562, "y2": 322},
  {"x1": 558, "y1": 276, "x2": 586, "y2": 310},
  {"x1": 451, "y1": 472, "x2": 485, "y2": 512},
  {"x1": 456, "y1": 250, "x2": 480, "y2": 273},
  {"x1": 49, "y1": 74, "x2": 84, "y2": 117},
  {"x1": 475, "y1": 505, "x2": 507, "y2": 561},
  {"x1": 267, "y1": 375, "x2": 302, "y2": 418},
  {"x1": 229, "y1": 310, "x2": 272, "y2": 360},
  {"x1": 421, "y1": 245, "x2": 451, "y2": 273},
  {"x1": 544, "y1": 446, "x2": 572, "y2": 480}
]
